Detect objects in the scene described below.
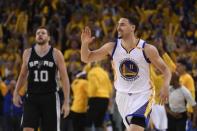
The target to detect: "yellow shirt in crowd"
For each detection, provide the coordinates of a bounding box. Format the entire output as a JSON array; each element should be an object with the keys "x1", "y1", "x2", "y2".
[
  {"x1": 87, "y1": 66, "x2": 112, "y2": 98},
  {"x1": 71, "y1": 79, "x2": 88, "y2": 113},
  {"x1": 0, "y1": 81, "x2": 26, "y2": 96}
]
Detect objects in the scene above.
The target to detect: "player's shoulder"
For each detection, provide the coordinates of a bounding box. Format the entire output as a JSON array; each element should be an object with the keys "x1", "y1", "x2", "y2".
[
  {"x1": 103, "y1": 41, "x2": 115, "y2": 45},
  {"x1": 143, "y1": 43, "x2": 159, "y2": 59},
  {"x1": 144, "y1": 43, "x2": 158, "y2": 52},
  {"x1": 53, "y1": 48, "x2": 62, "y2": 55},
  {"x1": 23, "y1": 48, "x2": 32, "y2": 56},
  {"x1": 22, "y1": 48, "x2": 32, "y2": 63},
  {"x1": 104, "y1": 41, "x2": 115, "y2": 48},
  {"x1": 103, "y1": 41, "x2": 116, "y2": 56},
  {"x1": 103, "y1": 41, "x2": 116, "y2": 54},
  {"x1": 24, "y1": 47, "x2": 32, "y2": 52},
  {"x1": 53, "y1": 47, "x2": 64, "y2": 61}
]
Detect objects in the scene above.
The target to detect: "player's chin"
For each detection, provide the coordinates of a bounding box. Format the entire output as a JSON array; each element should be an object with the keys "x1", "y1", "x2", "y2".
[
  {"x1": 37, "y1": 41, "x2": 46, "y2": 45},
  {"x1": 36, "y1": 40, "x2": 45, "y2": 45},
  {"x1": 118, "y1": 34, "x2": 122, "y2": 39}
]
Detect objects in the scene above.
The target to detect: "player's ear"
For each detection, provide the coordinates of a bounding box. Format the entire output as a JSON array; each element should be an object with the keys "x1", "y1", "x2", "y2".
[
  {"x1": 131, "y1": 25, "x2": 135, "y2": 30},
  {"x1": 130, "y1": 25, "x2": 135, "y2": 32}
]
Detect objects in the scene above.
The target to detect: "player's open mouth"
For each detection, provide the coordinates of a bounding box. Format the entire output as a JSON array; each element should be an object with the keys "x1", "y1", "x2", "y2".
[{"x1": 38, "y1": 37, "x2": 43, "y2": 40}]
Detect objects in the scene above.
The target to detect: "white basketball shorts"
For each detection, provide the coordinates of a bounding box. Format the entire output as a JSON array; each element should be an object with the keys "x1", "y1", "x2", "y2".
[
  {"x1": 150, "y1": 104, "x2": 167, "y2": 130},
  {"x1": 115, "y1": 90, "x2": 154, "y2": 129}
]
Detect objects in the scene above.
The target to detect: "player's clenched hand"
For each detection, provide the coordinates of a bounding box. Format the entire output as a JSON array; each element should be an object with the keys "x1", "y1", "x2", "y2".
[
  {"x1": 81, "y1": 26, "x2": 95, "y2": 45},
  {"x1": 61, "y1": 102, "x2": 70, "y2": 118},
  {"x1": 13, "y1": 91, "x2": 23, "y2": 107}
]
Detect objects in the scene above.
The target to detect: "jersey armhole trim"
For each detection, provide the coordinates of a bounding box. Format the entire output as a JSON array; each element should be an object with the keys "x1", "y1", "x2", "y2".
[
  {"x1": 111, "y1": 39, "x2": 118, "y2": 60},
  {"x1": 142, "y1": 42, "x2": 151, "y2": 63},
  {"x1": 52, "y1": 48, "x2": 58, "y2": 67},
  {"x1": 26, "y1": 48, "x2": 32, "y2": 68}
]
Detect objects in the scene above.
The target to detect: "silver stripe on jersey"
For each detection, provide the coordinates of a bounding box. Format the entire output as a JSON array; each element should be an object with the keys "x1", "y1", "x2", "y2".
[{"x1": 55, "y1": 92, "x2": 61, "y2": 131}]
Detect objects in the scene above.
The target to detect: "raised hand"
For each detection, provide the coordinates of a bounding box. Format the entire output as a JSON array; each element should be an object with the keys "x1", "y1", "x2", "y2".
[{"x1": 81, "y1": 26, "x2": 95, "y2": 45}]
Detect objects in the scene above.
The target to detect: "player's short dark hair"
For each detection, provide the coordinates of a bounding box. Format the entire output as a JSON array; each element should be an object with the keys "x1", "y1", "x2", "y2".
[
  {"x1": 122, "y1": 15, "x2": 139, "y2": 32},
  {"x1": 36, "y1": 26, "x2": 50, "y2": 35}
]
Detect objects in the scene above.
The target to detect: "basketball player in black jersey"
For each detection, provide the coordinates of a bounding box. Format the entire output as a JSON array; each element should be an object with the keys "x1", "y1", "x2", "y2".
[{"x1": 13, "y1": 26, "x2": 70, "y2": 131}]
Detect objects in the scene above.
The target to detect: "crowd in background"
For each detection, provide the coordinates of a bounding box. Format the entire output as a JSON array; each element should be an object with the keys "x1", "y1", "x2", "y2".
[{"x1": 0, "y1": 0, "x2": 197, "y2": 131}]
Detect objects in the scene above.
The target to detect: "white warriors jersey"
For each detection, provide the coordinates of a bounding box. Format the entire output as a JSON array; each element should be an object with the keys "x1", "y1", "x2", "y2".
[{"x1": 112, "y1": 39, "x2": 151, "y2": 93}]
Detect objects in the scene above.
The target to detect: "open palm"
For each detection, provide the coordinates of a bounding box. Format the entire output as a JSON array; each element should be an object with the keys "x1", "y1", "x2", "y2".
[{"x1": 81, "y1": 26, "x2": 95, "y2": 45}]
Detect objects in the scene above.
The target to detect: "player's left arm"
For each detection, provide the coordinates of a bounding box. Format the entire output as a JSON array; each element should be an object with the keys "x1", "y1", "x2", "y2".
[
  {"x1": 145, "y1": 44, "x2": 172, "y2": 102},
  {"x1": 54, "y1": 49, "x2": 70, "y2": 117}
]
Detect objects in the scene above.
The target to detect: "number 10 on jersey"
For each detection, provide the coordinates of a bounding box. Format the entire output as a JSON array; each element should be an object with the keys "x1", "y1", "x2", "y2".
[{"x1": 34, "y1": 70, "x2": 48, "y2": 82}]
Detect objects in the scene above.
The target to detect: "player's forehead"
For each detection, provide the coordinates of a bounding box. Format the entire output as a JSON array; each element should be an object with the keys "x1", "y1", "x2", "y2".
[
  {"x1": 118, "y1": 18, "x2": 130, "y2": 24},
  {"x1": 36, "y1": 28, "x2": 48, "y2": 34}
]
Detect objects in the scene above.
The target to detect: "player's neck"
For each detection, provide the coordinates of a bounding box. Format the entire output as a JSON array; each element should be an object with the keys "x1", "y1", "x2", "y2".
[
  {"x1": 122, "y1": 35, "x2": 138, "y2": 48},
  {"x1": 36, "y1": 43, "x2": 49, "y2": 50},
  {"x1": 35, "y1": 43, "x2": 50, "y2": 56}
]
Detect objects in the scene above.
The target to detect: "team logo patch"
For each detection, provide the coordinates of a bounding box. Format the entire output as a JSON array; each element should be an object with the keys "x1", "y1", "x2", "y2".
[{"x1": 119, "y1": 58, "x2": 139, "y2": 81}]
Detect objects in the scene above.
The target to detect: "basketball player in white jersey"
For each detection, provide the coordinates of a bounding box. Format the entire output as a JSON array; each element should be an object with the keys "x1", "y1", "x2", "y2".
[{"x1": 81, "y1": 16, "x2": 171, "y2": 131}]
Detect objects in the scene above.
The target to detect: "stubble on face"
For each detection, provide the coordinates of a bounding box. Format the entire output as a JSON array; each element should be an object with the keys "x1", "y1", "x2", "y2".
[
  {"x1": 117, "y1": 18, "x2": 133, "y2": 39},
  {"x1": 35, "y1": 29, "x2": 49, "y2": 45},
  {"x1": 36, "y1": 38, "x2": 47, "y2": 45}
]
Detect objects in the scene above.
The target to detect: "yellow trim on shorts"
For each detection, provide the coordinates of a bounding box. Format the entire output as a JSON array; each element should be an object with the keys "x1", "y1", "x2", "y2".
[{"x1": 144, "y1": 91, "x2": 154, "y2": 117}]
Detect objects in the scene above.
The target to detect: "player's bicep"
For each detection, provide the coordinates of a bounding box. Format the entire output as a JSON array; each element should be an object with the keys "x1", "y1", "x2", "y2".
[
  {"x1": 88, "y1": 42, "x2": 114, "y2": 62},
  {"x1": 20, "y1": 62, "x2": 28, "y2": 77},
  {"x1": 20, "y1": 50, "x2": 29, "y2": 76},
  {"x1": 55, "y1": 50, "x2": 68, "y2": 77},
  {"x1": 89, "y1": 48, "x2": 108, "y2": 61},
  {"x1": 145, "y1": 45, "x2": 168, "y2": 73}
]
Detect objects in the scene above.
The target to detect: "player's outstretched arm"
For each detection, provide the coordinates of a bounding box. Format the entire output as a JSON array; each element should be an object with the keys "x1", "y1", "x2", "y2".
[
  {"x1": 81, "y1": 26, "x2": 114, "y2": 63},
  {"x1": 13, "y1": 49, "x2": 29, "y2": 107},
  {"x1": 145, "y1": 44, "x2": 171, "y2": 103}
]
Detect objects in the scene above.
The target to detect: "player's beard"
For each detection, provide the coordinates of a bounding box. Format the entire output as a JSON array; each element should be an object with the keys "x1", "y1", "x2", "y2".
[{"x1": 36, "y1": 39, "x2": 48, "y2": 45}]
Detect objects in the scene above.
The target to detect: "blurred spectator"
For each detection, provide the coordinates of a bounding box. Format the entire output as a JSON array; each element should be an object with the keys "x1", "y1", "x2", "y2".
[
  {"x1": 70, "y1": 70, "x2": 88, "y2": 131},
  {"x1": 177, "y1": 59, "x2": 195, "y2": 114},
  {"x1": 2, "y1": 79, "x2": 23, "y2": 131},
  {"x1": 86, "y1": 63, "x2": 113, "y2": 131},
  {"x1": 165, "y1": 73, "x2": 197, "y2": 131},
  {"x1": 176, "y1": 58, "x2": 196, "y2": 131}
]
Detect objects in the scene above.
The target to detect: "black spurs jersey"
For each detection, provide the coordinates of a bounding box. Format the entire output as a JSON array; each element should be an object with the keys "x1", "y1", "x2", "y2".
[{"x1": 27, "y1": 46, "x2": 57, "y2": 94}]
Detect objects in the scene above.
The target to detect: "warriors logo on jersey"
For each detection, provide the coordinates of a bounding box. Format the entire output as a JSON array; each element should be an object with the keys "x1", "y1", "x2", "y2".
[{"x1": 119, "y1": 58, "x2": 139, "y2": 81}]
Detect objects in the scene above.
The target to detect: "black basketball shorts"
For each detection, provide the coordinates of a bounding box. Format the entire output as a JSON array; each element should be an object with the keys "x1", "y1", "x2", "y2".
[{"x1": 21, "y1": 92, "x2": 61, "y2": 131}]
